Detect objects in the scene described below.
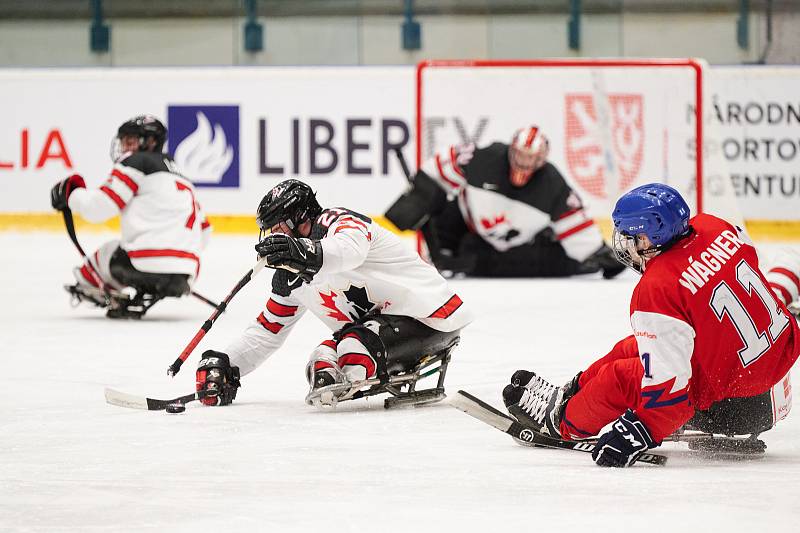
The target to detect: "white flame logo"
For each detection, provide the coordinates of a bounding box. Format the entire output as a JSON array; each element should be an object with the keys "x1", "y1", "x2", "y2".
[{"x1": 173, "y1": 112, "x2": 234, "y2": 184}]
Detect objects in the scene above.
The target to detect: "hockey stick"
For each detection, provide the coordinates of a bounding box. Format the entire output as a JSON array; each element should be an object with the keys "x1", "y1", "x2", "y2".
[
  {"x1": 393, "y1": 147, "x2": 441, "y2": 260},
  {"x1": 449, "y1": 390, "x2": 668, "y2": 466},
  {"x1": 105, "y1": 386, "x2": 215, "y2": 410},
  {"x1": 189, "y1": 290, "x2": 221, "y2": 310},
  {"x1": 167, "y1": 255, "x2": 270, "y2": 377},
  {"x1": 61, "y1": 207, "x2": 113, "y2": 296}
]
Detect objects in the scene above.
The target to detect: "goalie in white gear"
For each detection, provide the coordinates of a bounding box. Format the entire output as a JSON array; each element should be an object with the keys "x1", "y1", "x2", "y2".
[
  {"x1": 49, "y1": 115, "x2": 211, "y2": 318},
  {"x1": 194, "y1": 179, "x2": 472, "y2": 408}
]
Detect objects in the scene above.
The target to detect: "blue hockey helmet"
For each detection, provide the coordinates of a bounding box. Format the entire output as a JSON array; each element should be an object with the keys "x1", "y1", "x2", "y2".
[{"x1": 611, "y1": 183, "x2": 691, "y2": 272}]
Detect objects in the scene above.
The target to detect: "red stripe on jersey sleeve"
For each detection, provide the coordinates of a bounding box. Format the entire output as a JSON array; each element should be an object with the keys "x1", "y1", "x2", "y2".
[
  {"x1": 770, "y1": 267, "x2": 800, "y2": 293},
  {"x1": 428, "y1": 294, "x2": 463, "y2": 319},
  {"x1": 770, "y1": 282, "x2": 793, "y2": 306},
  {"x1": 267, "y1": 298, "x2": 298, "y2": 317},
  {"x1": 449, "y1": 146, "x2": 465, "y2": 178},
  {"x1": 557, "y1": 220, "x2": 595, "y2": 240},
  {"x1": 100, "y1": 185, "x2": 126, "y2": 209},
  {"x1": 556, "y1": 208, "x2": 581, "y2": 220},
  {"x1": 201, "y1": 218, "x2": 211, "y2": 230},
  {"x1": 257, "y1": 313, "x2": 284, "y2": 334},
  {"x1": 435, "y1": 153, "x2": 462, "y2": 190},
  {"x1": 112, "y1": 169, "x2": 139, "y2": 194}
]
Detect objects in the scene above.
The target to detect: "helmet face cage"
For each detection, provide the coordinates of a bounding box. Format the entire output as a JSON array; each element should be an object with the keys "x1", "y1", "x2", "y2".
[
  {"x1": 611, "y1": 229, "x2": 660, "y2": 274},
  {"x1": 256, "y1": 180, "x2": 321, "y2": 241},
  {"x1": 611, "y1": 182, "x2": 691, "y2": 273},
  {"x1": 110, "y1": 115, "x2": 167, "y2": 162},
  {"x1": 508, "y1": 126, "x2": 549, "y2": 187}
]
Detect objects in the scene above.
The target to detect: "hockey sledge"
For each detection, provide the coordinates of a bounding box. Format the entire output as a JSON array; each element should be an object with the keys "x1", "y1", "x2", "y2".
[
  {"x1": 66, "y1": 283, "x2": 163, "y2": 319},
  {"x1": 305, "y1": 347, "x2": 452, "y2": 409}
]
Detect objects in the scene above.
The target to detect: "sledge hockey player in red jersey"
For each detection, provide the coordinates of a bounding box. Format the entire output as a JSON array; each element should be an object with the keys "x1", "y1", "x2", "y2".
[
  {"x1": 195, "y1": 179, "x2": 472, "y2": 408},
  {"x1": 385, "y1": 126, "x2": 624, "y2": 279},
  {"x1": 502, "y1": 183, "x2": 800, "y2": 467},
  {"x1": 50, "y1": 115, "x2": 211, "y2": 318}
]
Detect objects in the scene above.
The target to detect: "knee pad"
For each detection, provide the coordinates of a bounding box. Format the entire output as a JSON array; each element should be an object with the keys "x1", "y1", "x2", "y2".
[
  {"x1": 335, "y1": 319, "x2": 388, "y2": 380},
  {"x1": 305, "y1": 340, "x2": 339, "y2": 385}
]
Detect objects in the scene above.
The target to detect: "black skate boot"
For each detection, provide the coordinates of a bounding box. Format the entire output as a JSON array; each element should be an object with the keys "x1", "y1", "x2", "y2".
[
  {"x1": 508, "y1": 369, "x2": 536, "y2": 388},
  {"x1": 313, "y1": 368, "x2": 338, "y2": 389},
  {"x1": 502, "y1": 371, "x2": 581, "y2": 438}
]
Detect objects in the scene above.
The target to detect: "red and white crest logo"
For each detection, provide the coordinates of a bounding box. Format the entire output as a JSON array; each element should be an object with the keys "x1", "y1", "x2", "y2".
[{"x1": 564, "y1": 94, "x2": 644, "y2": 198}]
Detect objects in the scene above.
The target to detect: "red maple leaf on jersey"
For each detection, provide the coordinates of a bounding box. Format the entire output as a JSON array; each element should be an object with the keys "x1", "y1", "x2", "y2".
[
  {"x1": 319, "y1": 291, "x2": 349, "y2": 322},
  {"x1": 481, "y1": 214, "x2": 506, "y2": 230}
]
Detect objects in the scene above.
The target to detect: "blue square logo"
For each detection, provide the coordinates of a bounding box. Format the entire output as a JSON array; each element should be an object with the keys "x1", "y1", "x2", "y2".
[{"x1": 167, "y1": 105, "x2": 240, "y2": 188}]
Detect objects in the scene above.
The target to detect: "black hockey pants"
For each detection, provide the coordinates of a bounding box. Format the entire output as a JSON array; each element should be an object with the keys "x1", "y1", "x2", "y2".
[
  {"x1": 335, "y1": 314, "x2": 460, "y2": 378},
  {"x1": 687, "y1": 390, "x2": 774, "y2": 436},
  {"x1": 109, "y1": 247, "x2": 190, "y2": 298}
]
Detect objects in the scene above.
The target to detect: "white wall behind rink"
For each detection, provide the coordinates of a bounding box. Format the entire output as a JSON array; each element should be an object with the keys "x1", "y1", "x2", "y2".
[{"x1": 1, "y1": 65, "x2": 799, "y2": 225}]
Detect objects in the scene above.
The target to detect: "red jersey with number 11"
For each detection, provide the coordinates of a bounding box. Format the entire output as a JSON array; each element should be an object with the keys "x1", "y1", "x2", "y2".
[{"x1": 629, "y1": 213, "x2": 800, "y2": 441}]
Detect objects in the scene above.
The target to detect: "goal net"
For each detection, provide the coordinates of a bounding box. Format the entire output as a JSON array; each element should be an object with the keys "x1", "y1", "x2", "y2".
[{"x1": 415, "y1": 58, "x2": 740, "y2": 229}]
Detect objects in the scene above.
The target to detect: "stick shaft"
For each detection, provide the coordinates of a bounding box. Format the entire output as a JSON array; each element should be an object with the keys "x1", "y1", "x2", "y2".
[{"x1": 167, "y1": 256, "x2": 269, "y2": 376}]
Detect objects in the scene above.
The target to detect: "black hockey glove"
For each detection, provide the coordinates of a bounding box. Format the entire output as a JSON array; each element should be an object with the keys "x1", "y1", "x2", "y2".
[
  {"x1": 432, "y1": 248, "x2": 477, "y2": 278},
  {"x1": 583, "y1": 244, "x2": 626, "y2": 279},
  {"x1": 50, "y1": 174, "x2": 86, "y2": 211},
  {"x1": 255, "y1": 233, "x2": 323, "y2": 282},
  {"x1": 196, "y1": 350, "x2": 241, "y2": 406},
  {"x1": 592, "y1": 409, "x2": 657, "y2": 467}
]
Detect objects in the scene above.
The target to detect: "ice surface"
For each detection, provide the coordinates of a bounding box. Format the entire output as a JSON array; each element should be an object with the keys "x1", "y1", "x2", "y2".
[{"x1": 1, "y1": 232, "x2": 798, "y2": 532}]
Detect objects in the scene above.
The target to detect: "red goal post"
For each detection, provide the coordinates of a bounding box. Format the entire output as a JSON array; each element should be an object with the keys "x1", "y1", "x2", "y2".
[{"x1": 415, "y1": 58, "x2": 739, "y2": 229}]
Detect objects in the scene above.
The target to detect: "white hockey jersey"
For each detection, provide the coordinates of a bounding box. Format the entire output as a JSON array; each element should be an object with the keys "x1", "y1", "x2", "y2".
[
  {"x1": 67, "y1": 151, "x2": 210, "y2": 279},
  {"x1": 225, "y1": 208, "x2": 474, "y2": 376}
]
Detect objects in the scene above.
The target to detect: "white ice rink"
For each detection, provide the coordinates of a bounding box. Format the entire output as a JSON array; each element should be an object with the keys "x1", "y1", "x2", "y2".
[{"x1": 2, "y1": 231, "x2": 798, "y2": 532}]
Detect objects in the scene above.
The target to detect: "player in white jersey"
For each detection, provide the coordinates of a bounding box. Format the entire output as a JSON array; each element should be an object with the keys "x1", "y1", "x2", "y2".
[
  {"x1": 195, "y1": 179, "x2": 473, "y2": 409},
  {"x1": 50, "y1": 115, "x2": 211, "y2": 318},
  {"x1": 385, "y1": 126, "x2": 624, "y2": 279}
]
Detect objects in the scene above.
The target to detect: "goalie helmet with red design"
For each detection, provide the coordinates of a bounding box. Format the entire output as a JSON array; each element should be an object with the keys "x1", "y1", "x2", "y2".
[{"x1": 508, "y1": 126, "x2": 550, "y2": 187}]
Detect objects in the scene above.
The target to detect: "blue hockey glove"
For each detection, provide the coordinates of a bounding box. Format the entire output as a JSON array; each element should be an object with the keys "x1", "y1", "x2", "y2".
[{"x1": 592, "y1": 409, "x2": 657, "y2": 467}]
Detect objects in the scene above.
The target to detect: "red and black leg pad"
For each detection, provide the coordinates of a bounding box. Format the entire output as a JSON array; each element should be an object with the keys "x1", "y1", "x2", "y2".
[
  {"x1": 196, "y1": 350, "x2": 241, "y2": 406},
  {"x1": 334, "y1": 321, "x2": 389, "y2": 381}
]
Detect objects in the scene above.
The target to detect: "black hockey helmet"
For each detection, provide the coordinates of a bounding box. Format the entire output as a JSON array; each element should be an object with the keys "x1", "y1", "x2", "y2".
[
  {"x1": 117, "y1": 114, "x2": 167, "y2": 153},
  {"x1": 257, "y1": 179, "x2": 322, "y2": 234}
]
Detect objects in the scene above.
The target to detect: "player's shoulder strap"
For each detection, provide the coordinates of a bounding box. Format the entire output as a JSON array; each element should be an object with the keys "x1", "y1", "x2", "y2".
[
  {"x1": 310, "y1": 207, "x2": 372, "y2": 240},
  {"x1": 119, "y1": 151, "x2": 172, "y2": 175}
]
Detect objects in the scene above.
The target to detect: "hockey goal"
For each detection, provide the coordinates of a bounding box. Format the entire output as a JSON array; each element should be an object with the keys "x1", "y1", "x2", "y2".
[{"x1": 415, "y1": 58, "x2": 739, "y2": 228}]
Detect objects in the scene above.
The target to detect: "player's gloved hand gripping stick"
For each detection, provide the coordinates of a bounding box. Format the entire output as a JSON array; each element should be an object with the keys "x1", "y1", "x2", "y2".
[{"x1": 167, "y1": 255, "x2": 269, "y2": 377}]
